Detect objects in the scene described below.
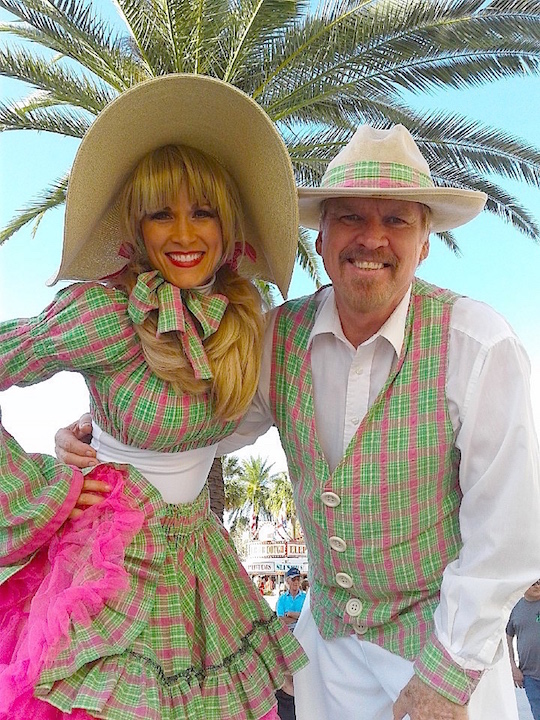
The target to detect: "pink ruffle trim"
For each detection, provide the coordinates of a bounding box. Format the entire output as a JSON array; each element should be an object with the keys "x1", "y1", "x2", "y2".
[{"x1": 0, "y1": 465, "x2": 144, "y2": 717}]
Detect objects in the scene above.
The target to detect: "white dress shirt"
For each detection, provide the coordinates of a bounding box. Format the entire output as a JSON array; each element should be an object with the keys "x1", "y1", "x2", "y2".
[{"x1": 219, "y1": 284, "x2": 540, "y2": 672}]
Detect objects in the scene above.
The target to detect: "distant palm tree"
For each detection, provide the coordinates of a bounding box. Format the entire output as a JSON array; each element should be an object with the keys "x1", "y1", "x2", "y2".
[
  {"x1": 268, "y1": 471, "x2": 301, "y2": 539},
  {"x1": 226, "y1": 454, "x2": 278, "y2": 532},
  {"x1": 223, "y1": 454, "x2": 245, "y2": 514},
  {"x1": 1, "y1": 0, "x2": 540, "y2": 258}
]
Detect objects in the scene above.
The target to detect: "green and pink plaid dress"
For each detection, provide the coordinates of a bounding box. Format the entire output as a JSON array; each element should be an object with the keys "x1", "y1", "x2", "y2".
[{"x1": 0, "y1": 281, "x2": 307, "y2": 720}]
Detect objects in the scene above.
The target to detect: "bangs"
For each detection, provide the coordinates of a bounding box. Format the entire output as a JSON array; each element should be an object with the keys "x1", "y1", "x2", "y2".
[{"x1": 121, "y1": 145, "x2": 244, "y2": 257}]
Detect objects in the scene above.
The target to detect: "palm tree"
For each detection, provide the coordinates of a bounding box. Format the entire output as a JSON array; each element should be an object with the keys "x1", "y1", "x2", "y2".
[
  {"x1": 268, "y1": 470, "x2": 301, "y2": 540},
  {"x1": 225, "y1": 454, "x2": 278, "y2": 533},
  {"x1": 223, "y1": 453, "x2": 244, "y2": 514},
  {"x1": 1, "y1": 0, "x2": 540, "y2": 259}
]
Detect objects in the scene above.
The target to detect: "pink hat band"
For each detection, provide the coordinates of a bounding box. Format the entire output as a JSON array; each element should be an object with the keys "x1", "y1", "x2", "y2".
[{"x1": 322, "y1": 161, "x2": 434, "y2": 191}]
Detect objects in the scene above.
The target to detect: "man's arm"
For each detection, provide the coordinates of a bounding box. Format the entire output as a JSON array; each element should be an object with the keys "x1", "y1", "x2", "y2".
[
  {"x1": 410, "y1": 301, "x2": 540, "y2": 712},
  {"x1": 506, "y1": 632, "x2": 524, "y2": 688},
  {"x1": 55, "y1": 413, "x2": 98, "y2": 468}
]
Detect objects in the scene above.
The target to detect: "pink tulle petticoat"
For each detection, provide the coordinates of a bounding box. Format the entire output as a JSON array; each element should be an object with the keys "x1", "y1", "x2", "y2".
[{"x1": 0, "y1": 466, "x2": 143, "y2": 719}]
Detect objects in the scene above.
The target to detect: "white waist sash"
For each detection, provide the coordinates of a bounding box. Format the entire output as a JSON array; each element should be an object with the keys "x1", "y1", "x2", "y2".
[{"x1": 91, "y1": 422, "x2": 218, "y2": 504}]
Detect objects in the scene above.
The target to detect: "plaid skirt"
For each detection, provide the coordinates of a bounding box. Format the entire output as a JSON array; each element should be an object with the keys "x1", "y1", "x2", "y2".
[{"x1": 0, "y1": 463, "x2": 307, "y2": 720}]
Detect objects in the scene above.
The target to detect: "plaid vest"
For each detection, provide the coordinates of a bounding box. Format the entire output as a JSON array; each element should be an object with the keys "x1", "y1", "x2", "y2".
[{"x1": 269, "y1": 278, "x2": 462, "y2": 660}]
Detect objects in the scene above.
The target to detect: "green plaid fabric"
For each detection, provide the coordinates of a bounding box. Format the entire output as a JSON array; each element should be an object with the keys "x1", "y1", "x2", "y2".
[
  {"x1": 0, "y1": 422, "x2": 84, "y2": 565},
  {"x1": 322, "y1": 161, "x2": 433, "y2": 190},
  {"x1": 0, "y1": 446, "x2": 306, "y2": 718},
  {"x1": 0, "y1": 282, "x2": 237, "y2": 451},
  {"x1": 0, "y1": 281, "x2": 308, "y2": 718},
  {"x1": 35, "y1": 476, "x2": 307, "y2": 719},
  {"x1": 269, "y1": 279, "x2": 482, "y2": 703},
  {"x1": 128, "y1": 270, "x2": 229, "y2": 381}
]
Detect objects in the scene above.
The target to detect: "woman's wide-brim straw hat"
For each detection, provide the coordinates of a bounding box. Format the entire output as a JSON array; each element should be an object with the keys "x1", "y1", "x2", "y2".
[
  {"x1": 298, "y1": 124, "x2": 487, "y2": 233},
  {"x1": 49, "y1": 74, "x2": 298, "y2": 297}
]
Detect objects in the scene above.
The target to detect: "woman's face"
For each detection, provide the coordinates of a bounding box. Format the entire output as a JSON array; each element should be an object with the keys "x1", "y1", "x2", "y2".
[{"x1": 140, "y1": 185, "x2": 224, "y2": 288}]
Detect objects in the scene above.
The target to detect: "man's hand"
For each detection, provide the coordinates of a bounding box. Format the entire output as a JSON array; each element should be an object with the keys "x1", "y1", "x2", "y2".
[
  {"x1": 393, "y1": 675, "x2": 468, "y2": 720},
  {"x1": 55, "y1": 413, "x2": 98, "y2": 469},
  {"x1": 511, "y1": 665, "x2": 524, "y2": 688}
]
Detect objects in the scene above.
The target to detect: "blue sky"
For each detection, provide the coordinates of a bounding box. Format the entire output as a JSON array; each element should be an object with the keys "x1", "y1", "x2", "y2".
[{"x1": 0, "y1": 8, "x2": 539, "y2": 466}]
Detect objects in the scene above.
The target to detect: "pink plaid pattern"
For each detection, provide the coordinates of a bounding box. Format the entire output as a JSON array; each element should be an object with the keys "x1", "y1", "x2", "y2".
[
  {"x1": 0, "y1": 282, "x2": 237, "y2": 452},
  {"x1": 0, "y1": 452, "x2": 306, "y2": 719},
  {"x1": 269, "y1": 279, "x2": 479, "y2": 702},
  {"x1": 322, "y1": 161, "x2": 433, "y2": 190}
]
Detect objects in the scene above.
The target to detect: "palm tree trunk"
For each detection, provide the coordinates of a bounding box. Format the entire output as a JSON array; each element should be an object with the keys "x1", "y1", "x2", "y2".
[{"x1": 208, "y1": 456, "x2": 225, "y2": 521}]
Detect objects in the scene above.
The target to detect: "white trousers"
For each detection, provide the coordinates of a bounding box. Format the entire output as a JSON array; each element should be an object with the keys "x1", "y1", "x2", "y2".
[{"x1": 293, "y1": 602, "x2": 518, "y2": 720}]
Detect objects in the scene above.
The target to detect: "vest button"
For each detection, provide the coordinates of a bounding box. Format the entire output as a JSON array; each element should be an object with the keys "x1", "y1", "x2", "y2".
[
  {"x1": 345, "y1": 598, "x2": 363, "y2": 617},
  {"x1": 335, "y1": 572, "x2": 353, "y2": 589},
  {"x1": 329, "y1": 536, "x2": 347, "y2": 552},
  {"x1": 321, "y1": 491, "x2": 341, "y2": 507},
  {"x1": 353, "y1": 620, "x2": 369, "y2": 635}
]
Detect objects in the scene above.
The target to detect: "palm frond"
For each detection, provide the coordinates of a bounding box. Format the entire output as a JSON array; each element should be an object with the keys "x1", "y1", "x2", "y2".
[
  {"x1": 0, "y1": 0, "x2": 142, "y2": 89},
  {"x1": 221, "y1": 0, "x2": 302, "y2": 84},
  {"x1": 0, "y1": 99, "x2": 92, "y2": 135},
  {"x1": 0, "y1": 173, "x2": 68, "y2": 245},
  {"x1": 297, "y1": 228, "x2": 323, "y2": 287},
  {"x1": 0, "y1": 45, "x2": 115, "y2": 112},
  {"x1": 1, "y1": 0, "x2": 540, "y2": 248}
]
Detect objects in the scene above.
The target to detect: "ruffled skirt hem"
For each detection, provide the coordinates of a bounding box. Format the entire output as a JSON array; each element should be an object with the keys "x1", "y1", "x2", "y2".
[{"x1": 0, "y1": 464, "x2": 307, "y2": 720}]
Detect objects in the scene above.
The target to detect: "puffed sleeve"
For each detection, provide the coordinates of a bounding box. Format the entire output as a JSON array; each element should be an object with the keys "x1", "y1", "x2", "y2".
[
  {"x1": 0, "y1": 419, "x2": 84, "y2": 566},
  {"x1": 0, "y1": 282, "x2": 136, "y2": 390}
]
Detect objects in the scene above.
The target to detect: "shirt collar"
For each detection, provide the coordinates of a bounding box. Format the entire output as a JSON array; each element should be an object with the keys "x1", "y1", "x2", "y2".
[{"x1": 308, "y1": 285, "x2": 412, "y2": 357}]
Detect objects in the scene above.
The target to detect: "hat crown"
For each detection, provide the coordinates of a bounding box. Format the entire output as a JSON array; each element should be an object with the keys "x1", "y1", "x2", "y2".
[
  {"x1": 297, "y1": 122, "x2": 487, "y2": 233},
  {"x1": 325, "y1": 124, "x2": 431, "y2": 179}
]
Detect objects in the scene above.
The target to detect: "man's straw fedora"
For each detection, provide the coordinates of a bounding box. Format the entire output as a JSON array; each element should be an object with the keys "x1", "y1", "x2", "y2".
[{"x1": 298, "y1": 124, "x2": 487, "y2": 233}]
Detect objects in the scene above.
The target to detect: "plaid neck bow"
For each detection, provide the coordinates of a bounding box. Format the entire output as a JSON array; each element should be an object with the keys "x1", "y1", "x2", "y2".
[{"x1": 128, "y1": 270, "x2": 229, "y2": 380}]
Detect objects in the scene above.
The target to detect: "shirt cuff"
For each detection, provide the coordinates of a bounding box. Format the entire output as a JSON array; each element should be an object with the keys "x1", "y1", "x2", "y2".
[{"x1": 413, "y1": 633, "x2": 484, "y2": 705}]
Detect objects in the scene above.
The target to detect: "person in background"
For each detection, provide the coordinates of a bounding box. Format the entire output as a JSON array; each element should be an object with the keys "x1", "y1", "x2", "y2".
[
  {"x1": 0, "y1": 74, "x2": 306, "y2": 720},
  {"x1": 276, "y1": 568, "x2": 307, "y2": 632},
  {"x1": 275, "y1": 567, "x2": 307, "y2": 720},
  {"x1": 507, "y1": 581, "x2": 540, "y2": 720}
]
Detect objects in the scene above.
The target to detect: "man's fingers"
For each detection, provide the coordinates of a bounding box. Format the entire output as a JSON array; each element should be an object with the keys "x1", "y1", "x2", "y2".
[{"x1": 55, "y1": 427, "x2": 97, "y2": 466}]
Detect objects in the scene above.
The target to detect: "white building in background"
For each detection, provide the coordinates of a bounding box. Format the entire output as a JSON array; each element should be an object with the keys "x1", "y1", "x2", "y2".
[{"x1": 242, "y1": 521, "x2": 308, "y2": 591}]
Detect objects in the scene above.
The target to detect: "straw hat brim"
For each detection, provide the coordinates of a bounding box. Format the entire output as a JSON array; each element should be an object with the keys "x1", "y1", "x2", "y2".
[
  {"x1": 49, "y1": 74, "x2": 298, "y2": 297},
  {"x1": 298, "y1": 186, "x2": 487, "y2": 233}
]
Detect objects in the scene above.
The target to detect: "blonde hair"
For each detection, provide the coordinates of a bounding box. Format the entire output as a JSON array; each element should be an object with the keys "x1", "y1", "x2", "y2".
[{"x1": 115, "y1": 144, "x2": 264, "y2": 422}]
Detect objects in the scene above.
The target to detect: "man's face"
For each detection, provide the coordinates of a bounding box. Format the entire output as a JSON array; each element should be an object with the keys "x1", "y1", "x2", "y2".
[
  {"x1": 316, "y1": 197, "x2": 430, "y2": 338},
  {"x1": 286, "y1": 575, "x2": 301, "y2": 595},
  {"x1": 524, "y1": 580, "x2": 540, "y2": 601}
]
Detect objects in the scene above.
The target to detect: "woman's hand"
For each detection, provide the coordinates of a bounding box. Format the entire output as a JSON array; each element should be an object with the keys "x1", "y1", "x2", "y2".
[
  {"x1": 55, "y1": 413, "x2": 98, "y2": 468},
  {"x1": 68, "y1": 477, "x2": 111, "y2": 519}
]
